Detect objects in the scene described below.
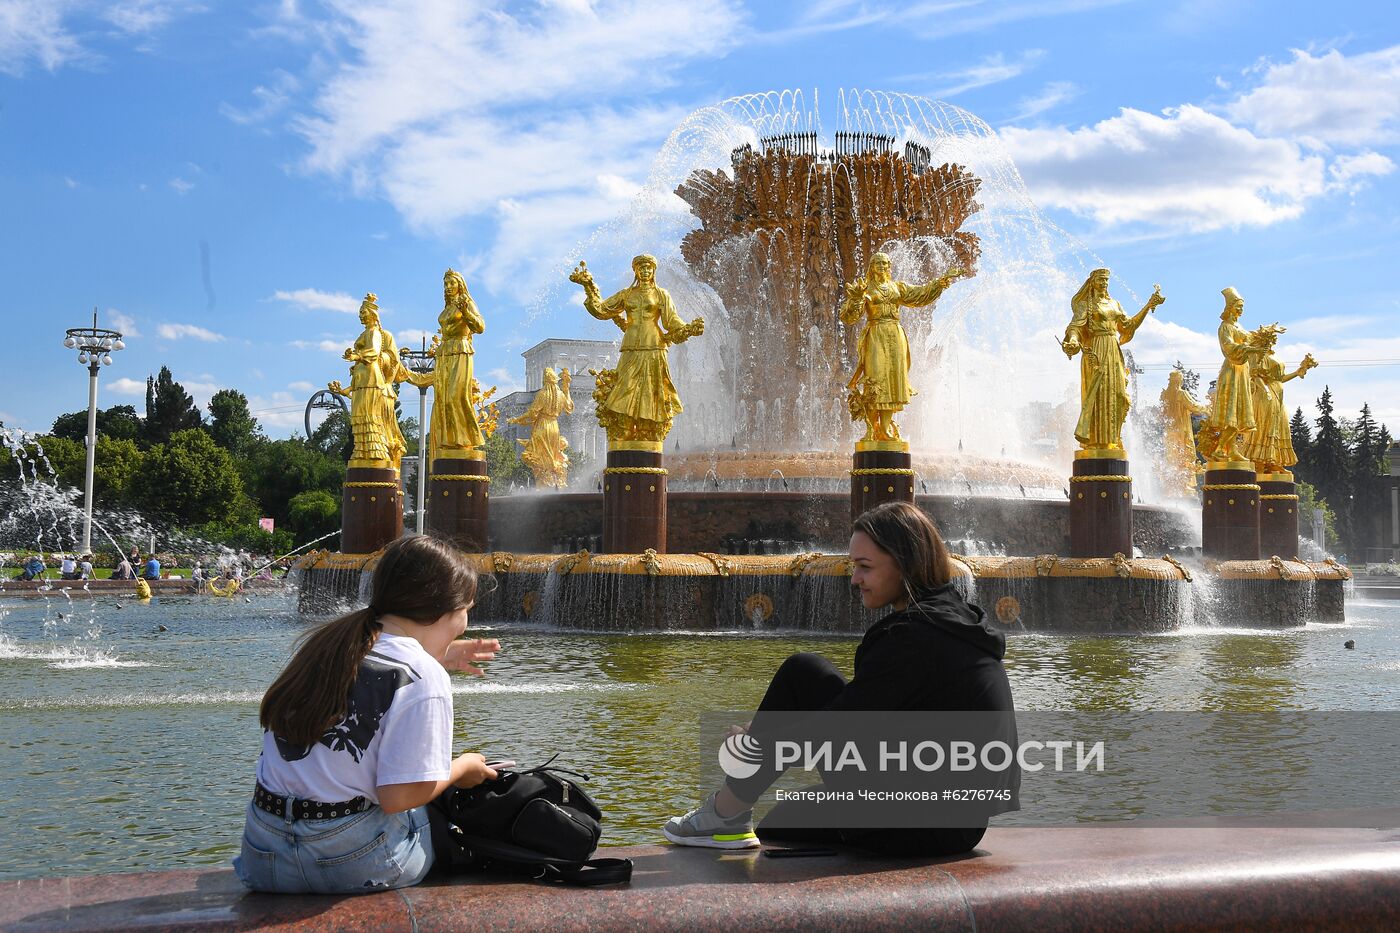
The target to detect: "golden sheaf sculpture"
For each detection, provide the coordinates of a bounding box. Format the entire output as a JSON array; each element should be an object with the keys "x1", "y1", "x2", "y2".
[
  {"x1": 569, "y1": 254, "x2": 704, "y2": 448},
  {"x1": 509, "y1": 367, "x2": 574, "y2": 488}
]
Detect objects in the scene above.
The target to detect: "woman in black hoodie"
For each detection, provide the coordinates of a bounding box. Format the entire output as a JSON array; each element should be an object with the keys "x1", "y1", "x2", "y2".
[{"x1": 663, "y1": 501, "x2": 1016, "y2": 855}]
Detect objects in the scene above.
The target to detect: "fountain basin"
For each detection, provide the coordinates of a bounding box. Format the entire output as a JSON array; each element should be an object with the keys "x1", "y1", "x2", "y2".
[{"x1": 295, "y1": 550, "x2": 1345, "y2": 633}]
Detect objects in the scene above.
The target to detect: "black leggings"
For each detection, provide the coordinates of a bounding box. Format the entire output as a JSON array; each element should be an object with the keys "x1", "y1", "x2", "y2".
[{"x1": 727, "y1": 652, "x2": 986, "y2": 858}]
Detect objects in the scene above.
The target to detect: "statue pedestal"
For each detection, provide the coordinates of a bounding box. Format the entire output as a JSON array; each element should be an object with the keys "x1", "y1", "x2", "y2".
[
  {"x1": 427, "y1": 454, "x2": 489, "y2": 551},
  {"x1": 1069, "y1": 453, "x2": 1133, "y2": 557},
  {"x1": 1258, "y1": 471, "x2": 1299, "y2": 559},
  {"x1": 1203, "y1": 462, "x2": 1260, "y2": 560},
  {"x1": 341, "y1": 465, "x2": 403, "y2": 554},
  {"x1": 850, "y1": 443, "x2": 915, "y2": 522},
  {"x1": 603, "y1": 447, "x2": 666, "y2": 553}
]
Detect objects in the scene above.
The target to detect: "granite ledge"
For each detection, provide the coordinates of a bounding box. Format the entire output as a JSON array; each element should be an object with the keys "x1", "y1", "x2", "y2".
[{"x1": 2, "y1": 822, "x2": 1399, "y2": 932}]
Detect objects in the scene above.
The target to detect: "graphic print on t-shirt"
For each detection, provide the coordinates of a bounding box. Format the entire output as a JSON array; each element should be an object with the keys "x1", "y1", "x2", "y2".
[{"x1": 275, "y1": 650, "x2": 420, "y2": 763}]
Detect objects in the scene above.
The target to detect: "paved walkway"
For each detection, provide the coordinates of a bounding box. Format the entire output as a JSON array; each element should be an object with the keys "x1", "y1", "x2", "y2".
[{"x1": 3, "y1": 822, "x2": 1398, "y2": 931}]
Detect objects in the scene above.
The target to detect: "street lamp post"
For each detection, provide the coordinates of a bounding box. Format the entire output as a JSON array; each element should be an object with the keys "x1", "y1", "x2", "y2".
[
  {"x1": 400, "y1": 339, "x2": 435, "y2": 535},
  {"x1": 63, "y1": 308, "x2": 124, "y2": 555}
]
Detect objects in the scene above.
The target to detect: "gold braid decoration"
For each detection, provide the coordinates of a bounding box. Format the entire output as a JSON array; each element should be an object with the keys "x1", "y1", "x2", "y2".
[
  {"x1": 344, "y1": 481, "x2": 400, "y2": 488},
  {"x1": 1160, "y1": 554, "x2": 1193, "y2": 582},
  {"x1": 604, "y1": 467, "x2": 668, "y2": 475},
  {"x1": 1111, "y1": 552, "x2": 1132, "y2": 579},
  {"x1": 787, "y1": 552, "x2": 823, "y2": 578},
  {"x1": 491, "y1": 552, "x2": 514, "y2": 574},
  {"x1": 1034, "y1": 554, "x2": 1057, "y2": 577},
  {"x1": 850, "y1": 468, "x2": 915, "y2": 476},
  {"x1": 1269, "y1": 555, "x2": 1294, "y2": 580},
  {"x1": 1070, "y1": 474, "x2": 1132, "y2": 483},
  {"x1": 640, "y1": 548, "x2": 662, "y2": 576},
  {"x1": 696, "y1": 552, "x2": 732, "y2": 577},
  {"x1": 430, "y1": 474, "x2": 490, "y2": 481},
  {"x1": 1259, "y1": 493, "x2": 1299, "y2": 501},
  {"x1": 1203, "y1": 483, "x2": 1261, "y2": 491}
]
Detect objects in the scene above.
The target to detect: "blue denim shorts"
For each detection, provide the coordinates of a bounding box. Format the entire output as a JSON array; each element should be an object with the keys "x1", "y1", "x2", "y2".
[{"x1": 234, "y1": 798, "x2": 434, "y2": 894}]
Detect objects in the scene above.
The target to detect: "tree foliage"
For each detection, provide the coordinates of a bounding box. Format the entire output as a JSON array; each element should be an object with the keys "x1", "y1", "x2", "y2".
[
  {"x1": 208, "y1": 389, "x2": 262, "y2": 456},
  {"x1": 136, "y1": 428, "x2": 252, "y2": 526},
  {"x1": 51, "y1": 405, "x2": 143, "y2": 444},
  {"x1": 144, "y1": 367, "x2": 203, "y2": 445}
]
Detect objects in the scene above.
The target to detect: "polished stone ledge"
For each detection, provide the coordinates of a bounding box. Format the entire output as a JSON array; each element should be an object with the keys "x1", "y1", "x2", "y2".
[{"x1": 3, "y1": 821, "x2": 1399, "y2": 932}]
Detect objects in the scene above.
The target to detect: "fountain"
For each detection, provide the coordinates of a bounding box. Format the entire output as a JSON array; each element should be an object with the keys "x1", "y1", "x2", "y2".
[{"x1": 295, "y1": 89, "x2": 1349, "y2": 631}]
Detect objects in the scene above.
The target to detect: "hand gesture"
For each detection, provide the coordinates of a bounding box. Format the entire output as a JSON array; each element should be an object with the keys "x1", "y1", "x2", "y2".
[
  {"x1": 568, "y1": 261, "x2": 595, "y2": 289},
  {"x1": 845, "y1": 276, "x2": 867, "y2": 301},
  {"x1": 561, "y1": 368, "x2": 572, "y2": 390},
  {"x1": 1147, "y1": 284, "x2": 1166, "y2": 310},
  {"x1": 451, "y1": 752, "x2": 498, "y2": 789},
  {"x1": 689, "y1": 317, "x2": 706, "y2": 337},
  {"x1": 444, "y1": 637, "x2": 500, "y2": 676},
  {"x1": 327, "y1": 380, "x2": 347, "y2": 396},
  {"x1": 1060, "y1": 336, "x2": 1081, "y2": 358}
]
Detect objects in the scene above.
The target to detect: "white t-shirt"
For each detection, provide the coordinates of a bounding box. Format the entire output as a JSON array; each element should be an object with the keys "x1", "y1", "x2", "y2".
[{"x1": 256, "y1": 632, "x2": 454, "y2": 804}]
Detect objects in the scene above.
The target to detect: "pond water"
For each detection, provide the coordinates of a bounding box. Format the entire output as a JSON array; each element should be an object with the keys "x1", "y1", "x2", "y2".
[{"x1": 1, "y1": 591, "x2": 1397, "y2": 879}]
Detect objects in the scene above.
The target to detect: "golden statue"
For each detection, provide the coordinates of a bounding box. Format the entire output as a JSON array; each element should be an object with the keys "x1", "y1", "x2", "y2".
[
  {"x1": 1208, "y1": 287, "x2": 1256, "y2": 464},
  {"x1": 1243, "y1": 324, "x2": 1318, "y2": 474},
  {"x1": 840, "y1": 252, "x2": 964, "y2": 446},
  {"x1": 1160, "y1": 370, "x2": 1208, "y2": 496},
  {"x1": 1060, "y1": 268, "x2": 1164, "y2": 454},
  {"x1": 568, "y1": 254, "x2": 704, "y2": 447},
  {"x1": 509, "y1": 367, "x2": 574, "y2": 488},
  {"x1": 328, "y1": 293, "x2": 428, "y2": 473},
  {"x1": 426, "y1": 269, "x2": 487, "y2": 462}
]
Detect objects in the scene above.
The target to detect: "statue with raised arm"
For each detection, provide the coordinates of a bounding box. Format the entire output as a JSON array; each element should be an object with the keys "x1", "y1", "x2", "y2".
[
  {"x1": 1060, "y1": 268, "x2": 1164, "y2": 454},
  {"x1": 1243, "y1": 324, "x2": 1318, "y2": 475},
  {"x1": 568, "y1": 254, "x2": 704, "y2": 446},
  {"x1": 840, "y1": 252, "x2": 964, "y2": 445},
  {"x1": 1160, "y1": 370, "x2": 1209, "y2": 496},
  {"x1": 1208, "y1": 287, "x2": 1256, "y2": 463},
  {"x1": 328, "y1": 293, "x2": 427, "y2": 474},
  {"x1": 427, "y1": 268, "x2": 487, "y2": 461},
  {"x1": 509, "y1": 367, "x2": 574, "y2": 488}
]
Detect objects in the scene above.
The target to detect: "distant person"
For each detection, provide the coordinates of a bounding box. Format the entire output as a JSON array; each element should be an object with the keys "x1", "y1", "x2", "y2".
[
  {"x1": 113, "y1": 556, "x2": 134, "y2": 580},
  {"x1": 20, "y1": 555, "x2": 45, "y2": 581},
  {"x1": 59, "y1": 555, "x2": 78, "y2": 580},
  {"x1": 128, "y1": 546, "x2": 141, "y2": 567},
  {"x1": 664, "y1": 501, "x2": 1017, "y2": 856},
  {"x1": 143, "y1": 555, "x2": 161, "y2": 580},
  {"x1": 192, "y1": 563, "x2": 205, "y2": 584},
  {"x1": 235, "y1": 534, "x2": 501, "y2": 894},
  {"x1": 79, "y1": 555, "x2": 94, "y2": 580}
]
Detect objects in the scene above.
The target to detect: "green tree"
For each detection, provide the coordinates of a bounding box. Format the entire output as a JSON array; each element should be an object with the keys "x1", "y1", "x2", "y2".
[
  {"x1": 89, "y1": 437, "x2": 144, "y2": 505},
  {"x1": 484, "y1": 429, "x2": 530, "y2": 486},
  {"x1": 1310, "y1": 387, "x2": 1351, "y2": 544},
  {"x1": 243, "y1": 439, "x2": 344, "y2": 526},
  {"x1": 309, "y1": 409, "x2": 352, "y2": 462},
  {"x1": 1289, "y1": 407, "x2": 1312, "y2": 479},
  {"x1": 34, "y1": 435, "x2": 85, "y2": 484},
  {"x1": 144, "y1": 367, "x2": 203, "y2": 445},
  {"x1": 136, "y1": 428, "x2": 252, "y2": 525},
  {"x1": 50, "y1": 405, "x2": 143, "y2": 444},
  {"x1": 1349, "y1": 404, "x2": 1392, "y2": 559},
  {"x1": 287, "y1": 489, "x2": 341, "y2": 543},
  {"x1": 207, "y1": 389, "x2": 262, "y2": 457}
]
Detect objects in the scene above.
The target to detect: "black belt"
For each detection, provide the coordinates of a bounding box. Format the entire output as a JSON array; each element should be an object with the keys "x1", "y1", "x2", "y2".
[{"x1": 254, "y1": 782, "x2": 374, "y2": 821}]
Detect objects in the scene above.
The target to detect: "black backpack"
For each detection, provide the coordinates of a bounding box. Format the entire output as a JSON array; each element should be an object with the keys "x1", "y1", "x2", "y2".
[{"x1": 428, "y1": 759, "x2": 633, "y2": 887}]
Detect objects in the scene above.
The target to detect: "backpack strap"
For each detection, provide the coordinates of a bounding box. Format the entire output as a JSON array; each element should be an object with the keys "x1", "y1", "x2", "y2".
[{"x1": 542, "y1": 857, "x2": 634, "y2": 887}]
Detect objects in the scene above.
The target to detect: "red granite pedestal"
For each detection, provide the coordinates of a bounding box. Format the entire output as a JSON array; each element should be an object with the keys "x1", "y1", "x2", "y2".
[
  {"x1": 1069, "y1": 453, "x2": 1133, "y2": 558},
  {"x1": 850, "y1": 445, "x2": 916, "y2": 522},
  {"x1": 1258, "y1": 471, "x2": 1300, "y2": 559},
  {"x1": 1203, "y1": 461, "x2": 1261, "y2": 560},
  {"x1": 427, "y1": 454, "x2": 489, "y2": 550},
  {"x1": 603, "y1": 447, "x2": 666, "y2": 553},
  {"x1": 341, "y1": 465, "x2": 403, "y2": 554}
]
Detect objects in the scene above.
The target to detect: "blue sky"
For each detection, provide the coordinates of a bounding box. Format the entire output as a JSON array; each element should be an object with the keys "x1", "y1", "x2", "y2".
[{"x1": 2, "y1": 0, "x2": 1398, "y2": 439}]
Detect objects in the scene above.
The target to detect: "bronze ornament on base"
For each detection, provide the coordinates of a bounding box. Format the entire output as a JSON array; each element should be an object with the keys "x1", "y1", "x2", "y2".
[
  {"x1": 1258, "y1": 471, "x2": 1300, "y2": 560},
  {"x1": 1068, "y1": 452, "x2": 1133, "y2": 558},
  {"x1": 341, "y1": 466, "x2": 403, "y2": 554},
  {"x1": 603, "y1": 449, "x2": 667, "y2": 553},
  {"x1": 1203, "y1": 461, "x2": 1261, "y2": 560},
  {"x1": 850, "y1": 442, "x2": 916, "y2": 521},
  {"x1": 427, "y1": 452, "x2": 489, "y2": 551}
]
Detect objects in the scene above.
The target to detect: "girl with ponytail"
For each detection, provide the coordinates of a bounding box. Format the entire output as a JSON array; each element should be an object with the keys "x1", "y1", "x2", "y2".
[{"x1": 236, "y1": 535, "x2": 500, "y2": 894}]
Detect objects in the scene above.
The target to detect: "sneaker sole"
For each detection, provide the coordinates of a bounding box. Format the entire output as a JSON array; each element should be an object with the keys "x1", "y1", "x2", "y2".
[{"x1": 663, "y1": 826, "x2": 761, "y2": 849}]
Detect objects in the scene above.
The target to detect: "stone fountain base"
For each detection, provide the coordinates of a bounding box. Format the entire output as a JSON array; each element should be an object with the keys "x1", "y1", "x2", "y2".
[{"x1": 294, "y1": 550, "x2": 1347, "y2": 633}]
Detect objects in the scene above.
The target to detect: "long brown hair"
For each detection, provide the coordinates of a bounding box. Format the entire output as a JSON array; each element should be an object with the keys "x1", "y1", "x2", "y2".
[
  {"x1": 260, "y1": 535, "x2": 478, "y2": 746},
  {"x1": 852, "y1": 501, "x2": 954, "y2": 602}
]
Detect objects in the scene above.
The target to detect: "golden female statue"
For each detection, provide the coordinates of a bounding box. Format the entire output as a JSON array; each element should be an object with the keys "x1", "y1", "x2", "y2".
[
  {"x1": 509, "y1": 368, "x2": 574, "y2": 488},
  {"x1": 1060, "y1": 269, "x2": 1164, "y2": 453},
  {"x1": 1160, "y1": 370, "x2": 1208, "y2": 496},
  {"x1": 568, "y1": 254, "x2": 704, "y2": 445},
  {"x1": 1209, "y1": 287, "x2": 1256, "y2": 463},
  {"x1": 1243, "y1": 324, "x2": 1317, "y2": 474},
  {"x1": 328, "y1": 294, "x2": 426, "y2": 473},
  {"x1": 430, "y1": 268, "x2": 487, "y2": 460},
  {"x1": 840, "y1": 252, "x2": 964, "y2": 445}
]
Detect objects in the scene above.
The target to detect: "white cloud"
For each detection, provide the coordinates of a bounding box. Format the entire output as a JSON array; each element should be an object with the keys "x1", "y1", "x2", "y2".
[
  {"x1": 245, "y1": 391, "x2": 307, "y2": 430},
  {"x1": 106, "y1": 377, "x2": 147, "y2": 395},
  {"x1": 169, "y1": 177, "x2": 195, "y2": 195},
  {"x1": 102, "y1": 0, "x2": 200, "y2": 34},
  {"x1": 1001, "y1": 105, "x2": 1329, "y2": 230},
  {"x1": 156, "y1": 322, "x2": 225, "y2": 342},
  {"x1": 396, "y1": 328, "x2": 433, "y2": 348},
  {"x1": 272, "y1": 288, "x2": 361, "y2": 313},
  {"x1": 221, "y1": 69, "x2": 299, "y2": 125},
  {"x1": 1328, "y1": 151, "x2": 1397, "y2": 192},
  {"x1": 1007, "y1": 81, "x2": 1079, "y2": 123},
  {"x1": 287, "y1": 380, "x2": 316, "y2": 392},
  {"x1": 63, "y1": 176, "x2": 79, "y2": 189},
  {"x1": 486, "y1": 366, "x2": 524, "y2": 395},
  {"x1": 898, "y1": 50, "x2": 1045, "y2": 99},
  {"x1": 106, "y1": 309, "x2": 140, "y2": 337},
  {"x1": 289, "y1": 338, "x2": 350, "y2": 353},
  {"x1": 0, "y1": 0, "x2": 199, "y2": 76},
  {"x1": 1227, "y1": 46, "x2": 1400, "y2": 149}
]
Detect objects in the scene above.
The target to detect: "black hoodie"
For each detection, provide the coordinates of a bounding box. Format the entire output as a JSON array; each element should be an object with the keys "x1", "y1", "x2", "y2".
[{"x1": 825, "y1": 583, "x2": 1014, "y2": 714}]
